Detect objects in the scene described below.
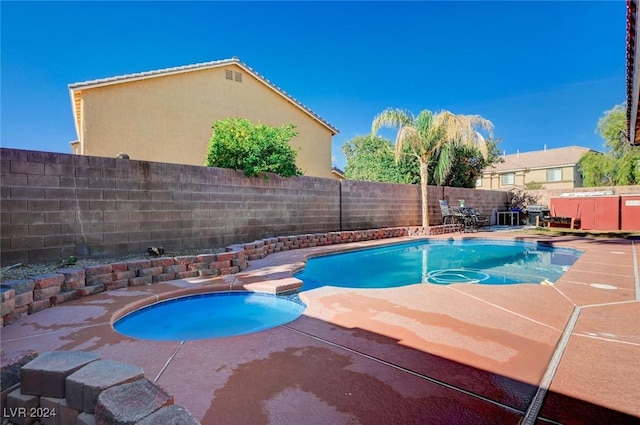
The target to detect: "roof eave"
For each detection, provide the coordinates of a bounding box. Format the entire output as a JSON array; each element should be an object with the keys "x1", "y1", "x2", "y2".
[
  {"x1": 68, "y1": 58, "x2": 339, "y2": 137},
  {"x1": 484, "y1": 162, "x2": 582, "y2": 175}
]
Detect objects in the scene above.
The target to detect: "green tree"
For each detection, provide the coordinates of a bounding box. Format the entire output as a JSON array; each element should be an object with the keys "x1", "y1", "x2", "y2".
[
  {"x1": 579, "y1": 104, "x2": 640, "y2": 186},
  {"x1": 371, "y1": 109, "x2": 493, "y2": 227},
  {"x1": 341, "y1": 135, "x2": 419, "y2": 184},
  {"x1": 342, "y1": 135, "x2": 502, "y2": 188},
  {"x1": 206, "y1": 118, "x2": 302, "y2": 178},
  {"x1": 579, "y1": 152, "x2": 617, "y2": 186},
  {"x1": 597, "y1": 104, "x2": 630, "y2": 157},
  {"x1": 440, "y1": 138, "x2": 503, "y2": 188}
]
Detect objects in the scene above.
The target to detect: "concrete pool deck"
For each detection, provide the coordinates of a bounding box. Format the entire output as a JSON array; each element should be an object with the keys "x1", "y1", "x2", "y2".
[{"x1": 1, "y1": 231, "x2": 639, "y2": 424}]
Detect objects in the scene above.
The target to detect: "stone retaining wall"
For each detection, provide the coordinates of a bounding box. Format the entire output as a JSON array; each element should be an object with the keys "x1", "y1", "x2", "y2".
[
  {"x1": 1, "y1": 350, "x2": 199, "y2": 425},
  {"x1": 1, "y1": 227, "x2": 425, "y2": 327}
]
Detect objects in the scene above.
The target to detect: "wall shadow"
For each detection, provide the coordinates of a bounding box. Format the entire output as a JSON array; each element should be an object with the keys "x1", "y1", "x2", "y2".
[{"x1": 200, "y1": 313, "x2": 639, "y2": 425}]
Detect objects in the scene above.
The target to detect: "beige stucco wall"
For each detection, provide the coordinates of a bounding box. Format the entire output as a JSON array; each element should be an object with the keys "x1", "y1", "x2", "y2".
[
  {"x1": 479, "y1": 165, "x2": 581, "y2": 190},
  {"x1": 78, "y1": 64, "x2": 335, "y2": 178}
]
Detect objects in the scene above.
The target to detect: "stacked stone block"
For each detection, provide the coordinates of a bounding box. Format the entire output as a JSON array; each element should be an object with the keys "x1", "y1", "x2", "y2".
[
  {"x1": 1, "y1": 349, "x2": 38, "y2": 409},
  {"x1": 94, "y1": 379, "x2": 174, "y2": 424},
  {"x1": 126, "y1": 260, "x2": 153, "y2": 286},
  {"x1": 1, "y1": 287, "x2": 16, "y2": 327},
  {"x1": 20, "y1": 351, "x2": 101, "y2": 399},
  {"x1": 2, "y1": 350, "x2": 199, "y2": 425},
  {"x1": 174, "y1": 256, "x2": 198, "y2": 279},
  {"x1": 30, "y1": 274, "x2": 64, "y2": 314},
  {"x1": 1, "y1": 279, "x2": 35, "y2": 324},
  {"x1": 54, "y1": 268, "x2": 84, "y2": 304}
]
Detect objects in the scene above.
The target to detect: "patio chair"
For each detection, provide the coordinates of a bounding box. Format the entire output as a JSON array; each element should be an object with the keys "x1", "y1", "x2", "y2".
[
  {"x1": 439, "y1": 200, "x2": 458, "y2": 226},
  {"x1": 438, "y1": 199, "x2": 466, "y2": 233},
  {"x1": 471, "y1": 209, "x2": 490, "y2": 228},
  {"x1": 463, "y1": 208, "x2": 490, "y2": 231},
  {"x1": 458, "y1": 207, "x2": 479, "y2": 232}
]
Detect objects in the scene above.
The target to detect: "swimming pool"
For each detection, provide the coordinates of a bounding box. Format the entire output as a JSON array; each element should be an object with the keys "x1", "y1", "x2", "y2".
[
  {"x1": 114, "y1": 292, "x2": 306, "y2": 341},
  {"x1": 295, "y1": 239, "x2": 582, "y2": 289}
]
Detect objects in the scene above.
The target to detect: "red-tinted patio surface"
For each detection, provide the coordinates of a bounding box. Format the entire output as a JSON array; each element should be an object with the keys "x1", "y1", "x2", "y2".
[{"x1": 2, "y1": 232, "x2": 639, "y2": 424}]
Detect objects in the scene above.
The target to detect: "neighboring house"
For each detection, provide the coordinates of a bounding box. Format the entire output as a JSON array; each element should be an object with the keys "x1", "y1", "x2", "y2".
[
  {"x1": 477, "y1": 146, "x2": 594, "y2": 191},
  {"x1": 68, "y1": 57, "x2": 339, "y2": 179},
  {"x1": 331, "y1": 166, "x2": 346, "y2": 180}
]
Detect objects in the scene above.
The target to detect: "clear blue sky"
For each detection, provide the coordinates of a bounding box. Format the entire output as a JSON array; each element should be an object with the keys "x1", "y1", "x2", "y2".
[{"x1": 1, "y1": 1, "x2": 625, "y2": 170}]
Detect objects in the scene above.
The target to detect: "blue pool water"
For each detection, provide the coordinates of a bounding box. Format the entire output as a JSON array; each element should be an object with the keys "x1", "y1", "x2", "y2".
[
  {"x1": 295, "y1": 239, "x2": 582, "y2": 290},
  {"x1": 114, "y1": 292, "x2": 305, "y2": 341}
]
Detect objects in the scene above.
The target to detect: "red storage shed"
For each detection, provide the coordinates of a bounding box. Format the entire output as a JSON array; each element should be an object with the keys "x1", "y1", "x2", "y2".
[
  {"x1": 620, "y1": 195, "x2": 640, "y2": 231},
  {"x1": 550, "y1": 195, "x2": 620, "y2": 231}
]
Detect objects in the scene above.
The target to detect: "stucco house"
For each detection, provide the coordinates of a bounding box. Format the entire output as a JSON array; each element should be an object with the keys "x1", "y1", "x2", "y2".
[
  {"x1": 68, "y1": 57, "x2": 339, "y2": 179},
  {"x1": 477, "y1": 146, "x2": 594, "y2": 190}
]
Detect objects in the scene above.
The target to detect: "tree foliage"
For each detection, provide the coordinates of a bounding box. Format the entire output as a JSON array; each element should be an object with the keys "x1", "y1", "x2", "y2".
[
  {"x1": 596, "y1": 104, "x2": 630, "y2": 157},
  {"x1": 343, "y1": 135, "x2": 502, "y2": 189},
  {"x1": 579, "y1": 152, "x2": 617, "y2": 186},
  {"x1": 440, "y1": 138, "x2": 503, "y2": 188},
  {"x1": 342, "y1": 135, "x2": 419, "y2": 184},
  {"x1": 371, "y1": 108, "x2": 493, "y2": 227},
  {"x1": 524, "y1": 181, "x2": 544, "y2": 190},
  {"x1": 205, "y1": 118, "x2": 302, "y2": 178},
  {"x1": 579, "y1": 104, "x2": 640, "y2": 186}
]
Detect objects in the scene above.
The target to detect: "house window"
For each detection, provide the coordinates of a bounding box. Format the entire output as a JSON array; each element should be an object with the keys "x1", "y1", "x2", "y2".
[
  {"x1": 234, "y1": 72, "x2": 242, "y2": 82},
  {"x1": 547, "y1": 168, "x2": 562, "y2": 182},
  {"x1": 225, "y1": 70, "x2": 233, "y2": 80},
  {"x1": 475, "y1": 177, "x2": 482, "y2": 187},
  {"x1": 501, "y1": 173, "x2": 514, "y2": 186}
]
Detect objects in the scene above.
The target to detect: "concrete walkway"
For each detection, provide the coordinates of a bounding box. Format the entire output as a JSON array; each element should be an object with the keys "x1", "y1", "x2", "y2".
[{"x1": 2, "y1": 231, "x2": 639, "y2": 424}]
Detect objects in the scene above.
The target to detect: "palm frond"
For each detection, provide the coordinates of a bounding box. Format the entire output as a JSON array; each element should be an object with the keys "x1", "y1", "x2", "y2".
[
  {"x1": 433, "y1": 142, "x2": 455, "y2": 185},
  {"x1": 395, "y1": 126, "x2": 420, "y2": 161},
  {"x1": 473, "y1": 131, "x2": 489, "y2": 159},
  {"x1": 433, "y1": 111, "x2": 493, "y2": 158},
  {"x1": 371, "y1": 108, "x2": 421, "y2": 162},
  {"x1": 371, "y1": 108, "x2": 414, "y2": 135},
  {"x1": 414, "y1": 110, "x2": 434, "y2": 134}
]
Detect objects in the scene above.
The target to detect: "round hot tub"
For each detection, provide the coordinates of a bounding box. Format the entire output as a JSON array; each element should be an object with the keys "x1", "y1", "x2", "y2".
[{"x1": 114, "y1": 292, "x2": 306, "y2": 341}]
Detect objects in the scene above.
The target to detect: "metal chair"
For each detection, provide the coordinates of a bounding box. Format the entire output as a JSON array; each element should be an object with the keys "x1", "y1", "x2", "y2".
[{"x1": 439, "y1": 200, "x2": 465, "y2": 232}]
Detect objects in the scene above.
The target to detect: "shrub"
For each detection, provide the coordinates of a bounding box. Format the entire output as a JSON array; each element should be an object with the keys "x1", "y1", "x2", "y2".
[
  {"x1": 507, "y1": 187, "x2": 540, "y2": 209},
  {"x1": 524, "y1": 181, "x2": 544, "y2": 190},
  {"x1": 205, "y1": 118, "x2": 302, "y2": 178}
]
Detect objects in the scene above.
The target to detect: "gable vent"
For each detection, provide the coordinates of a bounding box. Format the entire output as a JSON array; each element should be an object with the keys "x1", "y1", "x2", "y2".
[
  {"x1": 234, "y1": 72, "x2": 242, "y2": 82},
  {"x1": 225, "y1": 70, "x2": 233, "y2": 80}
]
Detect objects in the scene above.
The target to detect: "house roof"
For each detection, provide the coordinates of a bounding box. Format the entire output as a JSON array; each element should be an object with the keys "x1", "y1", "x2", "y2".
[
  {"x1": 484, "y1": 146, "x2": 594, "y2": 174},
  {"x1": 626, "y1": 0, "x2": 640, "y2": 145},
  {"x1": 68, "y1": 57, "x2": 339, "y2": 139},
  {"x1": 331, "y1": 166, "x2": 345, "y2": 179}
]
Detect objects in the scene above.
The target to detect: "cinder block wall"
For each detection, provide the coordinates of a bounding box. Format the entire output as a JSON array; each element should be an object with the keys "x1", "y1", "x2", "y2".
[
  {"x1": 340, "y1": 180, "x2": 422, "y2": 230},
  {"x1": 1, "y1": 148, "x2": 511, "y2": 266},
  {"x1": 1, "y1": 149, "x2": 340, "y2": 265},
  {"x1": 443, "y1": 186, "x2": 508, "y2": 216}
]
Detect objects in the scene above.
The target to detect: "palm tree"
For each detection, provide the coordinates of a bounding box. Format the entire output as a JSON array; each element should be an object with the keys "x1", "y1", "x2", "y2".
[{"x1": 371, "y1": 108, "x2": 493, "y2": 227}]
